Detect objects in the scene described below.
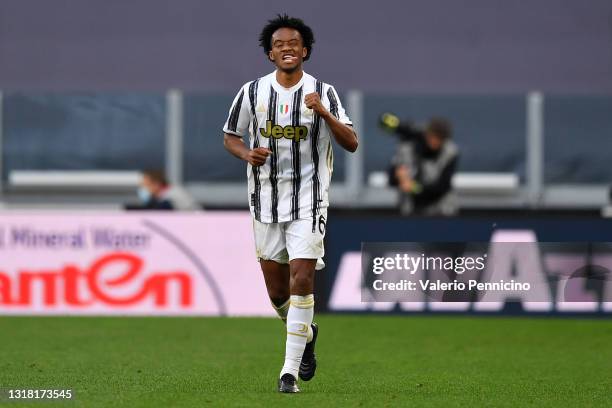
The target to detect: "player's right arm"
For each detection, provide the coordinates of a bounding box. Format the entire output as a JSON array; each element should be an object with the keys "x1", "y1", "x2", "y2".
[
  {"x1": 223, "y1": 134, "x2": 271, "y2": 167},
  {"x1": 222, "y1": 82, "x2": 271, "y2": 166}
]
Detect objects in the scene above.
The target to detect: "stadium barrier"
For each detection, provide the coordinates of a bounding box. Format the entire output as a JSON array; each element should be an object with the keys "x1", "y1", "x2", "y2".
[
  {"x1": 322, "y1": 213, "x2": 612, "y2": 316},
  {"x1": 2, "y1": 211, "x2": 612, "y2": 317},
  {"x1": 0, "y1": 211, "x2": 273, "y2": 316}
]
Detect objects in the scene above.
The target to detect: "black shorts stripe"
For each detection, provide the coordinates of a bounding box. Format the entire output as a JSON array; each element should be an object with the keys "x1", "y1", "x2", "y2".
[
  {"x1": 327, "y1": 87, "x2": 339, "y2": 119},
  {"x1": 228, "y1": 89, "x2": 244, "y2": 132},
  {"x1": 267, "y1": 86, "x2": 280, "y2": 223},
  {"x1": 248, "y1": 80, "x2": 261, "y2": 221},
  {"x1": 310, "y1": 80, "x2": 324, "y2": 229},
  {"x1": 290, "y1": 86, "x2": 304, "y2": 220}
]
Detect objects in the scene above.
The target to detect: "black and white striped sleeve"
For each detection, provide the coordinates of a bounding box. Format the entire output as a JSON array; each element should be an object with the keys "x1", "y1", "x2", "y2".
[
  {"x1": 223, "y1": 84, "x2": 251, "y2": 137},
  {"x1": 326, "y1": 85, "x2": 352, "y2": 126}
]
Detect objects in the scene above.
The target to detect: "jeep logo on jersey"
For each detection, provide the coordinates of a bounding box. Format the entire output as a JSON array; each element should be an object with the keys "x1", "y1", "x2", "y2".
[{"x1": 259, "y1": 120, "x2": 308, "y2": 141}]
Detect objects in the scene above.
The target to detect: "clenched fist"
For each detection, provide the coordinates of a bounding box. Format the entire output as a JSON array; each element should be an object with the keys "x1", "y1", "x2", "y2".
[
  {"x1": 304, "y1": 92, "x2": 328, "y2": 116},
  {"x1": 245, "y1": 147, "x2": 272, "y2": 167}
]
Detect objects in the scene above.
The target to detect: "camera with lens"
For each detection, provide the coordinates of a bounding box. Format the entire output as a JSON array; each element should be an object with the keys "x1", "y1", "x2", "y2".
[{"x1": 378, "y1": 112, "x2": 423, "y2": 142}]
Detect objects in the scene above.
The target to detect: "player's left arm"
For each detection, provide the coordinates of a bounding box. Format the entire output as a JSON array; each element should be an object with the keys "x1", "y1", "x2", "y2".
[{"x1": 304, "y1": 92, "x2": 358, "y2": 153}]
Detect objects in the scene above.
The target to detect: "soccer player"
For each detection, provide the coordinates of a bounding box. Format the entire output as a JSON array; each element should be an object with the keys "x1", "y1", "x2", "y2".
[{"x1": 222, "y1": 14, "x2": 358, "y2": 393}]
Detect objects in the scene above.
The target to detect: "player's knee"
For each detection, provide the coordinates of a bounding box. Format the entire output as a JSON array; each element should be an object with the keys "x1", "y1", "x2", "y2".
[{"x1": 291, "y1": 271, "x2": 314, "y2": 293}]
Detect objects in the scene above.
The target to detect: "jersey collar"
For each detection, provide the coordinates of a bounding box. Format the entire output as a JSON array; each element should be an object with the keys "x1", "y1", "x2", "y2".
[{"x1": 271, "y1": 70, "x2": 306, "y2": 93}]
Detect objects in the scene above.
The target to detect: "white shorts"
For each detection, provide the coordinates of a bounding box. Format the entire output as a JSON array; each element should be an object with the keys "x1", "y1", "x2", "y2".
[{"x1": 253, "y1": 210, "x2": 327, "y2": 270}]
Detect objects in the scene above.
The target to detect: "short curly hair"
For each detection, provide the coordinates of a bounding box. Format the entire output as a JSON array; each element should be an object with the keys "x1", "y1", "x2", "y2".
[{"x1": 259, "y1": 14, "x2": 315, "y2": 61}]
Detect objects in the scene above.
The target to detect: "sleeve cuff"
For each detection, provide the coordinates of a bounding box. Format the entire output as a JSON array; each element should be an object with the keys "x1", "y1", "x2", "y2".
[{"x1": 223, "y1": 130, "x2": 245, "y2": 138}]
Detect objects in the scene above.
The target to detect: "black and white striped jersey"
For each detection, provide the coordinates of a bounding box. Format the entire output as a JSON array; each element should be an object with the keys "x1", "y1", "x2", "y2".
[{"x1": 223, "y1": 71, "x2": 352, "y2": 224}]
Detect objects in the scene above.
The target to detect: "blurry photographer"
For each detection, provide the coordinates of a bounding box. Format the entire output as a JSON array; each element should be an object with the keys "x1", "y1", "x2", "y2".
[
  {"x1": 128, "y1": 169, "x2": 200, "y2": 211},
  {"x1": 380, "y1": 113, "x2": 459, "y2": 216}
]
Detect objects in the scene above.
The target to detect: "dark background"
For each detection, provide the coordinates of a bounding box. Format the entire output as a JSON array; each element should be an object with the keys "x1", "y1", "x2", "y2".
[{"x1": 1, "y1": 0, "x2": 611, "y2": 93}]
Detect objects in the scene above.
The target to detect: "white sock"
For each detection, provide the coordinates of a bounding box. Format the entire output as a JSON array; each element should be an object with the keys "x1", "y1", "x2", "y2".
[
  {"x1": 271, "y1": 298, "x2": 290, "y2": 323},
  {"x1": 273, "y1": 298, "x2": 313, "y2": 341},
  {"x1": 280, "y1": 294, "x2": 314, "y2": 379}
]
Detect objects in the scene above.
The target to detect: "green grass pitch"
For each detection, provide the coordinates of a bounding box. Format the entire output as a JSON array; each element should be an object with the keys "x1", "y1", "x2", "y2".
[{"x1": 0, "y1": 315, "x2": 611, "y2": 407}]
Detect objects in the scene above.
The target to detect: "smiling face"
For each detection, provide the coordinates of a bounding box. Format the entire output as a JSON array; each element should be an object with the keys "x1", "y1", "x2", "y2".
[{"x1": 268, "y1": 27, "x2": 308, "y2": 73}]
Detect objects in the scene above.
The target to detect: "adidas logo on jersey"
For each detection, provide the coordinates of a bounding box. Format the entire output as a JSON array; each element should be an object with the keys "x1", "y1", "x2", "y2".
[
  {"x1": 256, "y1": 103, "x2": 266, "y2": 113},
  {"x1": 260, "y1": 120, "x2": 308, "y2": 141}
]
